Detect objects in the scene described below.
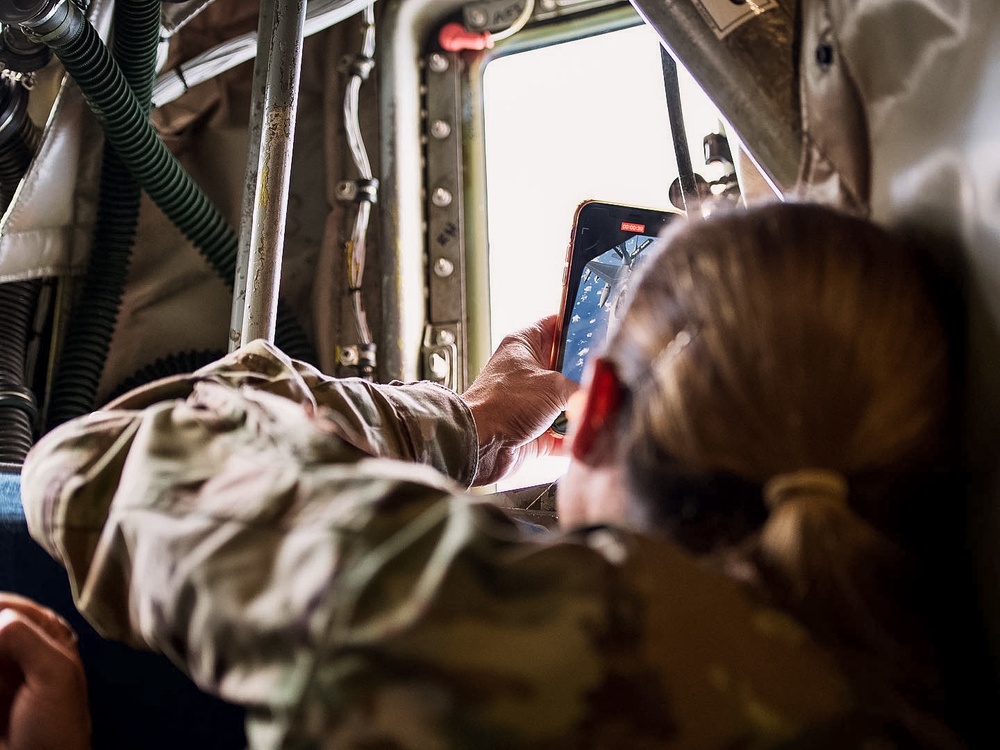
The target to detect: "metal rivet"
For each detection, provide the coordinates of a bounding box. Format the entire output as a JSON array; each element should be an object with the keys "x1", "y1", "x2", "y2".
[
  {"x1": 430, "y1": 119, "x2": 452, "y2": 139},
  {"x1": 428, "y1": 53, "x2": 449, "y2": 73},
  {"x1": 433, "y1": 257, "x2": 455, "y2": 277},
  {"x1": 432, "y1": 187, "x2": 453, "y2": 207},
  {"x1": 436, "y1": 329, "x2": 456, "y2": 346},
  {"x1": 335, "y1": 181, "x2": 355, "y2": 200},
  {"x1": 338, "y1": 346, "x2": 359, "y2": 366}
]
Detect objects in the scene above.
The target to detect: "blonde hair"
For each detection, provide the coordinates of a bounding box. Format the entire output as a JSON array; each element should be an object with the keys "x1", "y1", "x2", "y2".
[{"x1": 605, "y1": 202, "x2": 959, "y2": 733}]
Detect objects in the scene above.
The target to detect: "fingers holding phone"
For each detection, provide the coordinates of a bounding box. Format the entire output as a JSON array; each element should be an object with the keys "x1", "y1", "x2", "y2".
[
  {"x1": 462, "y1": 316, "x2": 579, "y2": 485},
  {"x1": 464, "y1": 202, "x2": 678, "y2": 482}
]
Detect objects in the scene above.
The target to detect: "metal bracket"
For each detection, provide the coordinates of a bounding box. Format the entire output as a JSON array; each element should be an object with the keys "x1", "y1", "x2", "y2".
[
  {"x1": 422, "y1": 49, "x2": 468, "y2": 391},
  {"x1": 421, "y1": 323, "x2": 459, "y2": 389},
  {"x1": 335, "y1": 177, "x2": 379, "y2": 203}
]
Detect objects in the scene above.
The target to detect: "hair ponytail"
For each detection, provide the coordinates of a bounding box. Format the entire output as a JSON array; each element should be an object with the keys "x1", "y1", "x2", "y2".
[
  {"x1": 755, "y1": 476, "x2": 912, "y2": 654},
  {"x1": 604, "y1": 203, "x2": 963, "y2": 743},
  {"x1": 755, "y1": 487, "x2": 961, "y2": 744}
]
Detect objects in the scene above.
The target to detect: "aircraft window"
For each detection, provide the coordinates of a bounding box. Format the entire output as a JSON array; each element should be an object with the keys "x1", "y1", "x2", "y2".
[{"x1": 482, "y1": 23, "x2": 725, "y2": 489}]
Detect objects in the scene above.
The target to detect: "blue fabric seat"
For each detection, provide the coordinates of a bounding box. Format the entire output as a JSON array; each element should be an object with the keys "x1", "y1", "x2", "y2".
[{"x1": 0, "y1": 467, "x2": 246, "y2": 750}]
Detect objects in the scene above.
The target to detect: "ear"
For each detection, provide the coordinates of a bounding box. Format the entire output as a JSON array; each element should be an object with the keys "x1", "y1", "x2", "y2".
[{"x1": 569, "y1": 358, "x2": 625, "y2": 463}]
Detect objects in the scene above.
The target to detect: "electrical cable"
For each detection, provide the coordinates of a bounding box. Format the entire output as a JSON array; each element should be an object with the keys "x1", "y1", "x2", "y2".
[
  {"x1": 152, "y1": 0, "x2": 374, "y2": 108},
  {"x1": 343, "y1": 3, "x2": 375, "y2": 348},
  {"x1": 440, "y1": 0, "x2": 534, "y2": 51},
  {"x1": 490, "y1": 0, "x2": 534, "y2": 42}
]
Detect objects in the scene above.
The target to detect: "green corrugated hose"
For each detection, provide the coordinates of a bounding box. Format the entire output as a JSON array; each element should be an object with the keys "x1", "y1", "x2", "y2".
[
  {"x1": 45, "y1": 0, "x2": 160, "y2": 429},
  {"x1": 40, "y1": 0, "x2": 314, "y2": 429}
]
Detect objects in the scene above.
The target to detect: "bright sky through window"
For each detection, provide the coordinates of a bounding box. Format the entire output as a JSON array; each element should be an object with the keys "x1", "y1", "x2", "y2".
[
  {"x1": 483, "y1": 23, "x2": 723, "y2": 489},
  {"x1": 484, "y1": 24, "x2": 722, "y2": 346}
]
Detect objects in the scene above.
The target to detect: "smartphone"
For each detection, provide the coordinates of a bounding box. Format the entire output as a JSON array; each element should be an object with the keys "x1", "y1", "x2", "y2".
[{"x1": 550, "y1": 200, "x2": 680, "y2": 435}]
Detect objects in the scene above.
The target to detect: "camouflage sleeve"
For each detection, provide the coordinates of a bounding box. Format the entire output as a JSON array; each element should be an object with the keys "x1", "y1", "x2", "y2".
[
  {"x1": 103, "y1": 339, "x2": 479, "y2": 485},
  {"x1": 20, "y1": 361, "x2": 869, "y2": 748},
  {"x1": 20, "y1": 360, "x2": 638, "y2": 747},
  {"x1": 20, "y1": 341, "x2": 868, "y2": 749}
]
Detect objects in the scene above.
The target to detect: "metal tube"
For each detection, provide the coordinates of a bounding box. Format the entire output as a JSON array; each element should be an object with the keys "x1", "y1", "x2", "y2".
[
  {"x1": 378, "y1": 0, "x2": 636, "y2": 381},
  {"x1": 235, "y1": 0, "x2": 308, "y2": 347},
  {"x1": 630, "y1": 0, "x2": 801, "y2": 193},
  {"x1": 153, "y1": 0, "x2": 372, "y2": 108},
  {"x1": 229, "y1": 0, "x2": 273, "y2": 350}
]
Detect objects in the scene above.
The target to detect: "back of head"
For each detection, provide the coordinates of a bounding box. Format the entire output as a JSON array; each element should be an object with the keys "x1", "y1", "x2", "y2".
[
  {"x1": 610, "y1": 201, "x2": 949, "y2": 489},
  {"x1": 604, "y1": 201, "x2": 962, "y2": 741}
]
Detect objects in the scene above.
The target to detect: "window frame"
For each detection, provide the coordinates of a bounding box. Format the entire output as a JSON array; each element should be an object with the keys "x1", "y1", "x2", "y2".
[{"x1": 422, "y1": 2, "x2": 644, "y2": 391}]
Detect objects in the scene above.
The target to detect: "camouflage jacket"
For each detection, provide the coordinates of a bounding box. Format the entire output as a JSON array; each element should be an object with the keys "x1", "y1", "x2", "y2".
[{"x1": 21, "y1": 341, "x2": 920, "y2": 749}]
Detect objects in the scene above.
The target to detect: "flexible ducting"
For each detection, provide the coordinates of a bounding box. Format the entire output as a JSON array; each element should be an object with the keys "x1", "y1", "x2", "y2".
[
  {"x1": 3, "y1": 0, "x2": 315, "y2": 428},
  {"x1": 0, "y1": 77, "x2": 42, "y2": 462},
  {"x1": 45, "y1": 0, "x2": 159, "y2": 429},
  {"x1": 6, "y1": 0, "x2": 242, "y2": 282}
]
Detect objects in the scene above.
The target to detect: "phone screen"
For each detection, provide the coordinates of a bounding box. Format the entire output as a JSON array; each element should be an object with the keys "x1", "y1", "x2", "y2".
[{"x1": 550, "y1": 201, "x2": 679, "y2": 434}]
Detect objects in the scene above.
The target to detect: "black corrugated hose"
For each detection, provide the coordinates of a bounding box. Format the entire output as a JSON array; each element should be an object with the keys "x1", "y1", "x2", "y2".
[
  {"x1": 25, "y1": 2, "x2": 240, "y2": 282},
  {"x1": 0, "y1": 78, "x2": 41, "y2": 462},
  {"x1": 45, "y1": 0, "x2": 160, "y2": 429},
  {"x1": 30, "y1": 0, "x2": 315, "y2": 429}
]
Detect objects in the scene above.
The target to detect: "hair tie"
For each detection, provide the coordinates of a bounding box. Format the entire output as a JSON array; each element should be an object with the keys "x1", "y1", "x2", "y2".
[{"x1": 763, "y1": 469, "x2": 849, "y2": 512}]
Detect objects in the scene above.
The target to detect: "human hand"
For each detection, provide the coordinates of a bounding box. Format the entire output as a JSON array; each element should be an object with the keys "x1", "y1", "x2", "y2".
[
  {"x1": 0, "y1": 593, "x2": 90, "y2": 750},
  {"x1": 461, "y1": 315, "x2": 579, "y2": 485}
]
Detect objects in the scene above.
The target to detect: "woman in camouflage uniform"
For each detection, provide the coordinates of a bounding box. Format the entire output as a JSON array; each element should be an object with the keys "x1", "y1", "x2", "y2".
[{"x1": 18, "y1": 202, "x2": 968, "y2": 748}]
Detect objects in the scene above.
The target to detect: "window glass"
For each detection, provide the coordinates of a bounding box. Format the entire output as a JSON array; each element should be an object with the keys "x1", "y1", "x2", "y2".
[{"x1": 483, "y1": 23, "x2": 723, "y2": 489}]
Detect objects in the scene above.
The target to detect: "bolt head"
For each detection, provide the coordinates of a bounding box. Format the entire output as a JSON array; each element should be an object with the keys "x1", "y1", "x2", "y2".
[
  {"x1": 433, "y1": 257, "x2": 455, "y2": 277},
  {"x1": 430, "y1": 119, "x2": 452, "y2": 139},
  {"x1": 428, "y1": 53, "x2": 449, "y2": 73},
  {"x1": 431, "y1": 186, "x2": 453, "y2": 207}
]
